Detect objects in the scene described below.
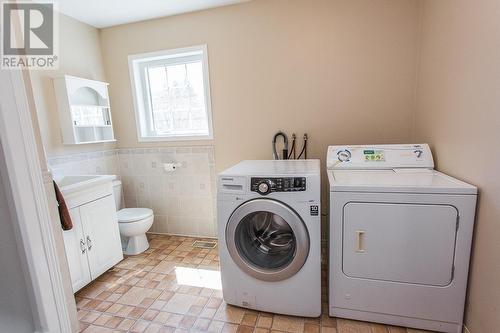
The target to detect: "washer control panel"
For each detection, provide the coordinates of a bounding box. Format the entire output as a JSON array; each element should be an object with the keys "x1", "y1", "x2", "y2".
[{"x1": 251, "y1": 177, "x2": 306, "y2": 195}]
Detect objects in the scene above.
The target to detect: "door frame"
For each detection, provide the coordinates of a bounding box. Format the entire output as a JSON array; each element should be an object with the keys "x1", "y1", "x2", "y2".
[{"x1": 0, "y1": 69, "x2": 72, "y2": 332}]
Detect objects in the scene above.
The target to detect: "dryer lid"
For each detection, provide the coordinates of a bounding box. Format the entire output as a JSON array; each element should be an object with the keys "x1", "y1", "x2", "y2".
[
  {"x1": 328, "y1": 169, "x2": 477, "y2": 194},
  {"x1": 117, "y1": 208, "x2": 153, "y2": 223}
]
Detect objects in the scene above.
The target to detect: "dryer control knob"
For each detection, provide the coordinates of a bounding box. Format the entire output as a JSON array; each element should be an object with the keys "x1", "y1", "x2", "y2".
[
  {"x1": 257, "y1": 181, "x2": 271, "y2": 195},
  {"x1": 337, "y1": 150, "x2": 351, "y2": 162}
]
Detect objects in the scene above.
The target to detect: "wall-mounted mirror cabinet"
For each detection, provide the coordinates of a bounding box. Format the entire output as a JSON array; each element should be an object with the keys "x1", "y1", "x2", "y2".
[{"x1": 53, "y1": 75, "x2": 116, "y2": 144}]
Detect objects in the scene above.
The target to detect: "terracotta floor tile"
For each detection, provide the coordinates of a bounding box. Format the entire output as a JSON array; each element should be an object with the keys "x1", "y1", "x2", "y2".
[
  {"x1": 143, "y1": 309, "x2": 161, "y2": 321},
  {"x1": 82, "y1": 325, "x2": 115, "y2": 333},
  {"x1": 164, "y1": 313, "x2": 183, "y2": 327},
  {"x1": 117, "y1": 318, "x2": 136, "y2": 331},
  {"x1": 79, "y1": 322, "x2": 89, "y2": 332},
  {"x1": 214, "y1": 304, "x2": 245, "y2": 324},
  {"x1": 237, "y1": 325, "x2": 255, "y2": 333},
  {"x1": 388, "y1": 327, "x2": 408, "y2": 333},
  {"x1": 157, "y1": 326, "x2": 176, "y2": 333},
  {"x1": 187, "y1": 305, "x2": 204, "y2": 316},
  {"x1": 151, "y1": 300, "x2": 168, "y2": 310},
  {"x1": 96, "y1": 291, "x2": 112, "y2": 300},
  {"x1": 194, "y1": 296, "x2": 209, "y2": 307},
  {"x1": 304, "y1": 323, "x2": 320, "y2": 333},
  {"x1": 179, "y1": 315, "x2": 197, "y2": 329},
  {"x1": 95, "y1": 301, "x2": 113, "y2": 312},
  {"x1": 76, "y1": 234, "x2": 423, "y2": 333},
  {"x1": 117, "y1": 286, "x2": 157, "y2": 306},
  {"x1": 140, "y1": 297, "x2": 157, "y2": 308},
  {"x1": 321, "y1": 315, "x2": 337, "y2": 328},
  {"x1": 271, "y1": 314, "x2": 304, "y2": 333},
  {"x1": 241, "y1": 313, "x2": 258, "y2": 327},
  {"x1": 80, "y1": 311, "x2": 100, "y2": 324},
  {"x1": 151, "y1": 311, "x2": 170, "y2": 324},
  {"x1": 145, "y1": 322, "x2": 163, "y2": 333},
  {"x1": 105, "y1": 303, "x2": 122, "y2": 315},
  {"x1": 163, "y1": 293, "x2": 198, "y2": 314},
  {"x1": 116, "y1": 305, "x2": 135, "y2": 317},
  {"x1": 93, "y1": 313, "x2": 113, "y2": 326},
  {"x1": 222, "y1": 323, "x2": 239, "y2": 333},
  {"x1": 321, "y1": 327, "x2": 337, "y2": 333},
  {"x1": 371, "y1": 323, "x2": 389, "y2": 333},
  {"x1": 106, "y1": 293, "x2": 121, "y2": 303},
  {"x1": 207, "y1": 297, "x2": 223, "y2": 309},
  {"x1": 129, "y1": 307, "x2": 147, "y2": 319},
  {"x1": 193, "y1": 317, "x2": 211, "y2": 331},
  {"x1": 337, "y1": 319, "x2": 362, "y2": 333},
  {"x1": 207, "y1": 320, "x2": 225, "y2": 333},
  {"x1": 105, "y1": 315, "x2": 123, "y2": 328},
  {"x1": 131, "y1": 319, "x2": 152, "y2": 333},
  {"x1": 256, "y1": 315, "x2": 273, "y2": 329},
  {"x1": 253, "y1": 329, "x2": 270, "y2": 333},
  {"x1": 152, "y1": 261, "x2": 177, "y2": 274},
  {"x1": 77, "y1": 310, "x2": 89, "y2": 320}
]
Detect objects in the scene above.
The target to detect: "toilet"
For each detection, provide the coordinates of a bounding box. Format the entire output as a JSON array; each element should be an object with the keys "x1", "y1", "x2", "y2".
[{"x1": 112, "y1": 180, "x2": 154, "y2": 255}]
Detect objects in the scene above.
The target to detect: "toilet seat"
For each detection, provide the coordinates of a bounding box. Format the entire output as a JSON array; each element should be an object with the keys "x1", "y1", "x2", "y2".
[{"x1": 117, "y1": 208, "x2": 153, "y2": 223}]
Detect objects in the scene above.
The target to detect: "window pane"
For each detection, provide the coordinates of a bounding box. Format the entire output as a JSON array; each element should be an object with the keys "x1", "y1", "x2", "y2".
[{"x1": 147, "y1": 59, "x2": 209, "y2": 136}]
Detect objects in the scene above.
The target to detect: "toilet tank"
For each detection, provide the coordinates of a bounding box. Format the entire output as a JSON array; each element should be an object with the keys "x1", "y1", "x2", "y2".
[{"x1": 112, "y1": 180, "x2": 123, "y2": 211}]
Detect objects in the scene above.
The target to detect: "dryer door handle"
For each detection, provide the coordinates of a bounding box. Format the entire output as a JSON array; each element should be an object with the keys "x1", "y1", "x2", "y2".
[{"x1": 356, "y1": 230, "x2": 365, "y2": 253}]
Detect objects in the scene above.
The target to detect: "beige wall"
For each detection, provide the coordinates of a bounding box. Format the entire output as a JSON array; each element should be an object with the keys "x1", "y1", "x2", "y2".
[
  {"x1": 100, "y1": 0, "x2": 421, "y2": 174},
  {"x1": 30, "y1": 13, "x2": 116, "y2": 157},
  {"x1": 415, "y1": 1, "x2": 500, "y2": 332}
]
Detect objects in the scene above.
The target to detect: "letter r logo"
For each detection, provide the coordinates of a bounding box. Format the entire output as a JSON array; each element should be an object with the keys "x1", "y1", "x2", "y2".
[{"x1": 3, "y1": 3, "x2": 53, "y2": 55}]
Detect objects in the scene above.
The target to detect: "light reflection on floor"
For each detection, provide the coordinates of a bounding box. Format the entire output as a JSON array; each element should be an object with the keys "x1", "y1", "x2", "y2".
[{"x1": 174, "y1": 266, "x2": 222, "y2": 290}]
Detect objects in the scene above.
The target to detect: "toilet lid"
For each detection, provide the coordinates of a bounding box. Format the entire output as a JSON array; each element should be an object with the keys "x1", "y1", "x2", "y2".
[{"x1": 117, "y1": 208, "x2": 153, "y2": 223}]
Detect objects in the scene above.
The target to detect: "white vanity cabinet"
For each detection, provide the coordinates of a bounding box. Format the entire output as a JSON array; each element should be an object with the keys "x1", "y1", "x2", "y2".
[{"x1": 59, "y1": 176, "x2": 123, "y2": 292}]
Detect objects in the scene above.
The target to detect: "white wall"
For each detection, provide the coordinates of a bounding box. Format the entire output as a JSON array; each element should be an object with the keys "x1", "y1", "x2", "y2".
[
  {"x1": 415, "y1": 1, "x2": 500, "y2": 332},
  {"x1": 30, "y1": 13, "x2": 115, "y2": 157},
  {"x1": 100, "y1": 0, "x2": 421, "y2": 172}
]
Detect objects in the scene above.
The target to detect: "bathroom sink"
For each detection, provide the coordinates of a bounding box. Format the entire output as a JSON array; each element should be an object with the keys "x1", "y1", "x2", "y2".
[{"x1": 55, "y1": 175, "x2": 116, "y2": 207}]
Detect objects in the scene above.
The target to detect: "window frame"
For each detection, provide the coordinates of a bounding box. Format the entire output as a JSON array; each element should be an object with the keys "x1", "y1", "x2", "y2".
[{"x1": 128, "y1": 45, "x2": 214, "y2": 142}]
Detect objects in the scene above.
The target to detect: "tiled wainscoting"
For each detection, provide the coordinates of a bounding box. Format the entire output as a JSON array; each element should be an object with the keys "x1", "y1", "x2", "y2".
[
  {"x1": 48, "y1": 146, "x2": 217, "y2": 238},
  {"x1": 49, "y1": 150, "x2": 120, "y2": 177}
]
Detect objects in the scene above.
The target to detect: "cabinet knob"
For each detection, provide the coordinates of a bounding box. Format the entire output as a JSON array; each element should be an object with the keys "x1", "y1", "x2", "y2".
[
  {"x1": 80, "y1": 239, "x2": 86, "y2": 254},
  {"x1": 86, "y1": 235, "x2": 92, "y2": 251}
]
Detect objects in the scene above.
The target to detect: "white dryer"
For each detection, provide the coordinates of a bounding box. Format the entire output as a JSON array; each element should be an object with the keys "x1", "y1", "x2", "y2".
[
  {"x1": 327, "y1": 144, "x2": 477, "y2": 333},
  {"x1": 218, "y1": 160, "x2": 321, "y2": 317}
]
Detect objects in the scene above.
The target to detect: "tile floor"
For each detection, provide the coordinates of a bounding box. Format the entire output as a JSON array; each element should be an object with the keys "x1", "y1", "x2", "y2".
[{"x1": 76, "y1": 234, "x2": 434, "y2": 333}]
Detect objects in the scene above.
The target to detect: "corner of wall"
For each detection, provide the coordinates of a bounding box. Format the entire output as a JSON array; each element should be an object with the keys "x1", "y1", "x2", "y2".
[{"x1": 411, "y1": 0, "x2": 426, "y2": 143}]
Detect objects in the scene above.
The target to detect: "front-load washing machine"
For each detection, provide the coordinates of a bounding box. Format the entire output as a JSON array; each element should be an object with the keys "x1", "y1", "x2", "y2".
[
  {"x1": 217, "y1": 160, "x2": 321, "y2": 317},
  {"x1": 327, "y1": 144, "x2": 477, "y2": 333}
]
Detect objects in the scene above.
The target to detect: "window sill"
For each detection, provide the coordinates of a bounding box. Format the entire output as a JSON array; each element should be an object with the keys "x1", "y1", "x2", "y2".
[{"x1": 137, "y1": 135, "x2": 214, "y2": 143}]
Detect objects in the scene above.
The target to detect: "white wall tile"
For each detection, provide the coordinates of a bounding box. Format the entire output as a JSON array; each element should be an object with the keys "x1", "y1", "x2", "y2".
[{"x1": 48, "y1": 146, "x2": 217, "y2": 237}]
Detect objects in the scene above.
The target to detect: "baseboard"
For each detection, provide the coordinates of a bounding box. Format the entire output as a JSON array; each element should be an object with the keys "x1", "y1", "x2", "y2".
[{"x1": 147, "y1": 231, "x2": 217, "y2": 240}]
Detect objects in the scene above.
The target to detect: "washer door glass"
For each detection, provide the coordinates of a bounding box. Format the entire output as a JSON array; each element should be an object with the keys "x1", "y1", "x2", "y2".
[
  {"x1": 235, "y1": 211, "x2": 295, "y2": 270},
  {"x1": 226, "y1": 199, "x2": 309, "y2": 282}
]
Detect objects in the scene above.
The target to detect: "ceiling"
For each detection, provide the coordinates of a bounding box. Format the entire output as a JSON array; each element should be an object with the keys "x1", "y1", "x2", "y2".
[{"x1": 51, "y1": 0, "x2": 250, "y2": 28}]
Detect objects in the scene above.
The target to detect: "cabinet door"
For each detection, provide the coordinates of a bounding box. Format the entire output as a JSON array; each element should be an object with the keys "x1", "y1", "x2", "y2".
[
  {"x1": 80, "y1": 195, "x2": 123, "y2": 279},
  {"x1": 62, "y1": 207, "x2": 91, "y2": 292}
]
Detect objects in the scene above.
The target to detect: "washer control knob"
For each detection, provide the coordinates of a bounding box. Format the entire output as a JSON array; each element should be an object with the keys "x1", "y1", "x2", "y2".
[
  {"x1": 337, "y1": 150, "x2": 352, "y2": 162},
  {"x1": 257, "y1": 181, "x2": 271, "y2": 195}
]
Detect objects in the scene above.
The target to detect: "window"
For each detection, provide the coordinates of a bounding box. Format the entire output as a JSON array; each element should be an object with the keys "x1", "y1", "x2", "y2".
[{"x1": 128, "y1": 45, "x2": 213, "y2": 141}]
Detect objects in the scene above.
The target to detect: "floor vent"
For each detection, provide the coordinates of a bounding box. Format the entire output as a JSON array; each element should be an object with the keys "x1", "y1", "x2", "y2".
[{"x1": 192, "y1": 240, "x2": 217, "y2": 249}]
